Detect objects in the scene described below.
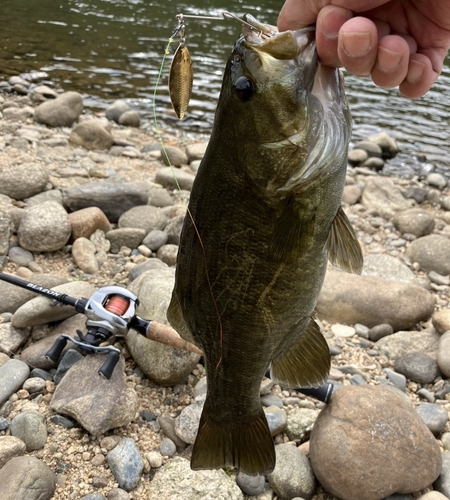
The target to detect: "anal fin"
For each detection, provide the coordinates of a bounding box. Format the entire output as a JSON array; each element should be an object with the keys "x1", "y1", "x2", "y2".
[
  {"x1": 191, "y1": 401, "x2": 275, "y2": 476},
  {"x1": 327, "y1": 206, "x2": 363, "y2": 274},
  {"x1": 271, "y1": 317, "x2": 330, "y2": 388}
]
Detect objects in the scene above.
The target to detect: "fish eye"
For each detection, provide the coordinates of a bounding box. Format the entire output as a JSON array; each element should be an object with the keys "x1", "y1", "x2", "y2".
[{"x1": 234, "y1": 76, "x2": 254, "y2": 102}]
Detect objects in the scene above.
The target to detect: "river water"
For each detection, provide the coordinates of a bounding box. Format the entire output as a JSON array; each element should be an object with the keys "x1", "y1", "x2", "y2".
[{"x1": 1, "y1": 0, "x2": 449, "y2": 177}]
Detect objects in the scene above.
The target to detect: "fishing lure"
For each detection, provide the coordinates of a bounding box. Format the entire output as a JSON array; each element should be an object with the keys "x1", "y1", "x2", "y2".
[{"x1": 168, "y1": 12, "x2": 273, "y2": 121}]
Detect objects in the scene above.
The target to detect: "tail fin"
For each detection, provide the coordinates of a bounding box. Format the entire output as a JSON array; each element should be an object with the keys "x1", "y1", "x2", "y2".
[{"x1": 190, "y1": 404, "x2": 275, "y2": 476}]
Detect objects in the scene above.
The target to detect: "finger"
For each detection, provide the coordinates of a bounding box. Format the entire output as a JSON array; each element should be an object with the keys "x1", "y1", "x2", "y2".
[
  {"x1": 337, "y1": 17, "x2": 379, "y2": 76},
  {"x1": 371, "y1": 35, "x2": 410, "y2": 88},
  {"x1": 277, "y1": 0, "x2": 319, "y2": 31},
  {"x1": 399, "y1": 53, "x2": 439, "y2": 98},
  {"x1": 315, "y1": 6, "x2": 353, "y2": 67}
]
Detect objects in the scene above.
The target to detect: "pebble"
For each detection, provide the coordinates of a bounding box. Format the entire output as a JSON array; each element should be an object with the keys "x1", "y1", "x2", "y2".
[
  {"x1": 33, "y1": 91, "x2": 83, "y2": 127},
  {"x1": 416, "y1": 403, "x2": 448, "y2": 434},
  {"x1": 427, "y1": 172, "x2": 447, "y2": 189},
  {"x1": 155, "y1": 166, "x2": 195, "y2": 191},
  {"x1": 383, "y1": 368, "x2": 407, "y2": 391},
  {"x1": 236, "y1": 471, "x2": 266, "y2": 496},
  {"x1": 72, "y1": 237, "x2": 99, "y2": 274},
  {"x1": 10, "y1": 410, "x2": 48, "y2": 451},
  {"x1": 107, "y1": 438, "x2": 144, "y2": 491},
  {"x1": 8, "y1": 246, "x2": 34, "y2": 267},
  {"x1": 286, "y1": 408, "x2": 318, "y2": 442},
  {"x1": 159, "y1": 437, "x2": 176, "y2": 457},
  {"x1": 405, "y1": 234, "x2": 450, "y2": 276},
  {"x1": 0, "y1": 358, "x2": 30, "y2": 405},
  {"x1": 264, "y1": 406, "x2": 288, "y2": 436},
  {"x1": 0, "y1": 435, "x2": 26, "y2": 468},
  {"x1": 23, "y1": 377, "x2": 47, "y2": 393},
  {"x1": 331, "y1": 323, "x2": 355, "y2": 337},
  {"x1": 394, "y1": 352, "x2": 439, "y2": 384},
  {"x1": 368, "y1": 323, "x2": 394, "y2": 341},
  {"x1": 435, "y1": 452, "x2": 450, "y2": 497}
]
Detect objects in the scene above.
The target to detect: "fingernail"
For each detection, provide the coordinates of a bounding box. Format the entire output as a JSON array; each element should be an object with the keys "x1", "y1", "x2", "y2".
[
  {"x1": 322, "y1": 7, "x2": 352, "y2": 40},
  {"x1": 407, "y1": 59, "x2": 426, "y2": 84},
  {"x1": 341, "y1": 32, "x2": 373, "y2": 58},
  {"x1": 377, "y1": 47, "x2": 403, "y2": 73}
]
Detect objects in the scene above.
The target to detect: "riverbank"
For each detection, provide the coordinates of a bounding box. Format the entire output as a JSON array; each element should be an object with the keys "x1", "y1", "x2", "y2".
[{"x1": 1, "y1": 80, "x2": 450, "y2": 500}]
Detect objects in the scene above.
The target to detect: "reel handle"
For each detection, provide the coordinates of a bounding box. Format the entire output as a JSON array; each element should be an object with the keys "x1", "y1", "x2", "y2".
[
  {"x1": 98, "y1": 351, "x2": 121, "y2": 379},
  {"x1": 45, "y1": 336, "x2": 68, "y2": 363}
]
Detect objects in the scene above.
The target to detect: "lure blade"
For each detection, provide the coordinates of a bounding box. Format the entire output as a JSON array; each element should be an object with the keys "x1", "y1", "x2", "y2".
[{"x1": 169, "y1": 44, "x2": 193, "y2": 120}]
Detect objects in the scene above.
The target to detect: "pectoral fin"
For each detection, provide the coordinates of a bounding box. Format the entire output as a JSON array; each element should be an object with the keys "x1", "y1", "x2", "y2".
[
  {"x1": 327, "y1": 206, "x2": 363, "y2": 274},
  {"x1": 268, "y1": 200, "x2": 315, "y2": 262},
  {"x1": 270, "y1": 317, "x2": 330, "y2": 388}
]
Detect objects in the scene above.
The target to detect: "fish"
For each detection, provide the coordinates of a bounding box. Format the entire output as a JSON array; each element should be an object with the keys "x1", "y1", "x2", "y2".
[
  {"x1": 167, "y1": 15, "x2": 363, "y2": 476},
  {"x1": 169, "y1": 42, "x2": 193, "y2": 120}
]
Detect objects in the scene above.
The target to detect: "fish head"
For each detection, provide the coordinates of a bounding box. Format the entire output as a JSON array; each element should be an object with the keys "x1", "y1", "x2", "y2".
[{"x1": 218, "y1": 16, "x2": 351, "y2": 193}]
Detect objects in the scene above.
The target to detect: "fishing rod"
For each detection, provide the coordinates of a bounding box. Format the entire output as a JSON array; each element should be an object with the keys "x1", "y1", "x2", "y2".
[{"x1": 0, "y1": 272, "x2": 334, "y2": 402}]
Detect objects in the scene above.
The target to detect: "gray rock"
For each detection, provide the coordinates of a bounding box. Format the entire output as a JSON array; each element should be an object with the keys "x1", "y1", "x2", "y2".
[
  {"x1": 53, "y1": 349, "x2": 84, "y2": 384},
  {"x1": 106, "y1": 489, "x2": 129, "y2": 500},
  {"x1": 383, "y1": 368, "x2": 407, "y2": 391},
  {"x1": 50, "y1": 354, "x2": 138, "y2": 435},
  {"x1": 394, "y1": 352, "x2": 439, "y2": 384},
  {"x1": 118, "y1": 205, "x2": 169, "y2": 233},
  {"x1": 147, "y1": 188, "x2": 175, "y2": 208},
  {"x1": 8, "y1": 246, "x2": 33, "y2": 267},
  {"x1": 0, "y1": 359, "x2": 30, "y2": 406},
  {"x1": 261, "y1": 394, "x2": 284, "y2": 408},
  {"x1": 106, "y1": 228, "x2": 146, "y2": 252},
  {"x1": 3, "y1": 106, "x2": 34, "y2": 121},
  {"x1": 156, "y1": 244, "x2": 178, "y2": 266},
  {"x1": 286, "y1": 408, "x2": 318, "y2": 442},
  {"x1": 405, "y1": 235, "x2": 450, "y2": 276},
  {"x1": 63, "y1": 182, "x2": 148, "y2": 223},
  {"x1": 159, "y1": 437, "x2": 177, "y2": 457},
  {"x1": 264, "y1": 406, "x2": 287, "y2": 436},
  {"x1": 435, "y1": 452, "x2": 450, "y2": 497},
  {"x1": 155, "y1": 166, "x2": 195, "y2": 191},
  {"x1": 348, "y1": 149, "x2": 368, "y2": 166},
  {"x1": 361, "y1": 177, "x2": 413, "y2": 220},
  {"x1": 317, "y1": 270, "x2": 434, "y2": 331},
  {"x1": 107, "y1": 438, "x2": 144, "y2": 491},
  {"x1": 0, "y1": 322, "x2": 30, "y2": 354},
  {"x1": 186, "y1": 142, "x2": 208, "y2": 162},
  {"x1": 310, "y1": 385, "x2": 442, "y2": 500},
  {"x1": 10, "y1": 410, "x2": 47, "y2": 451},
  {"x1": 126, "y1": 268, "x2": 200, "y2": 385},
  {"x1": 23, "y1": 377, "x2": 47, "y2": 393},
  {"x1": 118, "y1": 110, "x2": 140, "y2": 127},
  {"x1": 0, "y1": 162, "x2": 49, "y2": 200},
  {"x1": 12, "y1": 281, "x2": 96, "y2": 328},
  {"x1": 429, "y1": 271, "x2": 450, "y2": 286},
  {"x1": 376, "y1": 330, "x2": 440, "y2": 361},
  {"x1": 128, "y1": 258, "x2": 168, "y2": 282},
  {"x1": 80, "y1": 494, "x2": 107, "y2": 500},
  {"x1": 145, "y1": 456, "x2": 244, "y2": 499},
  {"x1": 392, "y1": 208, "x2": 435, "y2": 237},
  {"x1": 34, "y1": 91, "x2": 83, "y2": 127},
  {"x1": 69, "y1": 120, "x2": 114, "y2": 151},
  {"x1": 353, "y1": 140, "x2": 383, "y2": 158},
  {"x1": 268, "y1": 444, "x2": 316, "y2": 500},
  {"x1": 367, "y1": 132, "x2": 399, "y2": 158},
  {"x1": 0, "y1": 455, "x2": 56, "y2": 500},
  {"x1": 18, "y1": 201, "x2": 71, "y2": 252},
  {"x1": 418, "y1": 492, "x2": 449, "y2": 500},
  {"x1": 142, "y1": 229, "x2": 168, "y2": 251},
  {"x1": 105, "y1": 100, "x2": 130, "y2": 122},
  {"x1": 0, "y1": 214, "x2": 10, "y2": 255},
  {"x1": 72, "y1": 237, "x2": 99, "y2": 274},
  {"x1": 368, "y1": 323, "x2": 393, "y2": 341},
  {"x1": 416, "y1": 403, "x2": 448, "y2": 435},
  {"x1": 0, "y1": 435, "x2": 26, "y2": 468},
  {"x1": 438, "y1": 331, "x2": 450, "y2": 378},
  {"x1": 164, "y1": 215, "x2": 185, "y2": 245},
  {"x1": 174, "y1": 399, "x2": 204, "y2": 444},
  {"x1": 157, "y1": 416, "x2": 186, "y2": 449},
  {"x1": 427, "y1": 173, "x2": 447, "y2": 190},
  {"x1": 236, "y1": 471, "x2": 265, "y2": 496},
  {"x1": 361, "y1": 157, "x2": 385, "y2": 171},
  {"x1": 342, "y1": 184, "x2": 362, "y2": 205},
  {"x1": 161, "y1": 145, "x2": 188, "y2": 167}
]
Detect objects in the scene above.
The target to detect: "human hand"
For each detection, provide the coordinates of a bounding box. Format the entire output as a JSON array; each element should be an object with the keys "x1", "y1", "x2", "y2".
[{"x1": 277, "y1": 0, "x2": 450, "y2": 98}]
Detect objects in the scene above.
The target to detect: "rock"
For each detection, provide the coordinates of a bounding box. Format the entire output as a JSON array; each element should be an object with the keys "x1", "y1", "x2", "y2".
[
  {"x1": 126, "y1": 268, "x2": 200, "y2": 385},
  {"x1": 342, "y1": 184, "x2": 362, "y2": 205},
  {"x1": 105, "y1": 228, "x2": 146, "y2": 252},
  {"x1": 50, "y1": 354, "x2": 138, "y2": 435},
  {"x1": 161, "y1": 145, "x2": 188, "y2": 166},
  {"x1": 427, "y1": 173, "x2": 447, "y2": 190},
  {"x1": 383, "y1": 368, "x2": 407, "y2": 391},
  {"x1": 118, "y1": 205, "x2": 169, "y2": 233},
  {"x1": 0, "y1": 214, "x2": 10, "y2": 255},
  {"x1": 118, "y1": 110, "x2": 140, "y2": 127},
  {"x1": 376, "y1": 330, "x2": 440, "y2": 361},
  {"x1": 10, "y1": 410, "x2": 47, "y2": 451},
  {"x1": 69, "y1": 120, "x2": 114, "y2": 151},
  {"x1": 147, "y1": 188, "x2": 175, "y2": 208},
  {"x1": 174, "y1": 399, "x2": 204, "y2": 444},
  {"x1": 367, "y1": 132, "x2": 399, "y2": 158},
  {"x1": 20, "y1": 314, "x2": 86, "y2": 369},
  {"x1": 317, "y1": 270, "x2": 434, "y2": 330},
  {"x1": 392, "y1": 208, "x2": 435, "y2": 237},
  {"x1": 368, "y1": 323, "x2": 393, "y2": 341},
  {"x1": 105, "y1": 100, "x2": 130, "y2": 122},
  {"x1": 107, "y1": 438, "x2": 144, "y2": 491},
  {"x1": 268, "y1": 444, "x2": 316, "y2": 500},
  {"x1": 416, "y1": 403, "x2": 448, "y2": 435},
  {"x1": 186, "y1": 142, "x2": 208, "y2": 162},
  {"x1": 353, "y1": 140, "x2": 383, "y2": 158},
  {"x1": 72, "y1": 237, "x2": 99, "y2": 274},
  {"x1": 361, "y1": 157, "x2": 385, "y2": 171},
  {"x1": 155, "y1": 167, "x2": 196, "y2": 191},
  {"x1": 12, "y1": 281, "x2": 95, "y2": 328},
  {"x1": 159, "y1": 438, "x2": 177, "y2": 457},
  {"x1": 142, "y1": 229, "x2": 168, "y2": 251},
  {"x1": 0, "y1": 456, "x2": 56, "y2": 500},
  {"x1": 348, "y1": 149, "x2": 368, "y2": 166},
  {"x1": 438, "y1": 331, "x2": 450, "y2": 378},
  {"x1": 394, "y1": 352, "x2": 439, "y2": 384},
  {"x1": 164, "y1": 215, "x2": 185, "y2": 245},
  {"x1": 236, "y1": 472, "x2": 265, "y2": 496},
  {"x1": 0, "y1": 162, "x2": 49, "y2": 200},
  {"x1": 8, "y1": 246, "x2": 33, "y2": 267},
  {"x1": 33, "y1": 91, "x2": 83, "y2": 127},
  {"x1": 0, "y1": 322, "x2": 30, "y2": 353},
  {"x1": 24, "y1": 189, "x2": 63, "y2": 207},
  {"x1": 0, "y1": 436, "x2": 26, "y2": 468},
  {"x1": 0, "y1": 359, "x2": 30, "y2": 406},
  {"x1": 361, "y1": 177, "x2": 413, "y2": 220},
  {"x1": 331, "y1": 323, "x2": 355, "y2": 337},
  {"x1": 310, "y1": 385, "x2": 442, "y2": 500},
  {"x1": 63, "y1": 182, "x2": 148, "y2": 223},
  {"x1": 3, "y1": 106, "x2": 34, "y2": 121},
  {"x1": 405, "y1": 235, "x2": 450, "y2": 275},
  {"x1": 23, "y1": 377, "x2": 47, "y2": 393},
  {"x1": 18, "y1": 201, "x2": 71, "y2": 252},
  {"x1": 286, "y1": 408, "x2": 318, "y2": 442},
  {"x1": 68, "y1": 207, "x2": 112, "y2": 240},
  {"x1": 435, "y1": 452, "x2": 450, "y2": 497},
  {"x1": 145, "y1": 456, "x2": 244, "y2": 499},
  {"x1": 264, "y1": 406, "x2": 287, "y2": 436},
  {"x1": 147, "y1": 450, "x2": 163, "y2": 468},
  {"x1": 156, "y1": 244, "x2": 178, "y2": 266},
  {"x1": 418, "y1": 492, "x2": 449, "y2": 500}
]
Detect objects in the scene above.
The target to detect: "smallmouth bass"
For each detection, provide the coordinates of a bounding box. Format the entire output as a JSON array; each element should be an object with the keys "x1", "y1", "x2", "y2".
[{"x1": 168, "y1": 16, "x2": 362, "y2": 475}]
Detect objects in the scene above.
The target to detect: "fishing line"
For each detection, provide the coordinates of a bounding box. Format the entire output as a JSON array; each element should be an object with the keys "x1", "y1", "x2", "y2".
[{"x1": 153, "y1": 26, "x2": 224, "y2": 369}]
